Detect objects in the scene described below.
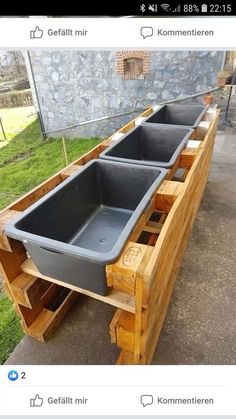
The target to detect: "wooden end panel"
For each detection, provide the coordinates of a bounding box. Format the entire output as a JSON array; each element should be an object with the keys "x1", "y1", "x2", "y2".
[
  {"x1": 106, "y1": 242, "x2": 153, "y2": 304},
  {"x1": 155, "y1": 180, "x2": 183, "y2": 212}
]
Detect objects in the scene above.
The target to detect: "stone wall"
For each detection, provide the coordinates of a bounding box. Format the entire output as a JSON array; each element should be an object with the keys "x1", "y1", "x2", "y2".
[{"x1": 28, "y1": 51, "x2": 224, "y2": 138}]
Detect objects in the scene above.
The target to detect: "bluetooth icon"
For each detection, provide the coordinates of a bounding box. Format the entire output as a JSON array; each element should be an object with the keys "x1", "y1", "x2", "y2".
[{"x1": 140, "y1": 4, "x2": 146, "y2": 12}]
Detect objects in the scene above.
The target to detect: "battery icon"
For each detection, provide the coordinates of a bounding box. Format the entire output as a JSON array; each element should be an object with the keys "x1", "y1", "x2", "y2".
[{"x1": 201, "y1": 4, "x2": 208, "y2": 12}]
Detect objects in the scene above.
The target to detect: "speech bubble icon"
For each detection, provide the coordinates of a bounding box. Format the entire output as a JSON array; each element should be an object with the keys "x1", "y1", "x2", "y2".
[
  {"x1": 140, "y1": 394, "x2": 154, "y2": 407},
  {"x1": 140, "y1": 26, "x2": 153, "y2": 39}
]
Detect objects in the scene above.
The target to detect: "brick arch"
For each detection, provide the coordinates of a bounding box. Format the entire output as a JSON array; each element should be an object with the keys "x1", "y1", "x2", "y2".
[{"x1": 116, "y1": 51, "x2": 150, "y2": 80}]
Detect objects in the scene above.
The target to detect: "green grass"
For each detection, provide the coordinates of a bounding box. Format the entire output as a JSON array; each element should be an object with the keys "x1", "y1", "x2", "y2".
[
  {"x1": 0, "y1": 121, "x2": 101, "y2": 209},
  {"x1": 0, "y1": 136, "x2": 101, "y2": 208},
  {"x1": 0, "y1": 106, "x2": 36, "y2": 142},
  {"x1": 0, "y1": 119, "x2": 41, "y2": 167},
  {"x1": 0, "y1": 293, "x2": 24, "y2": 364},
  {"x1": 0, "y1": 111, "x2": 101, "y2": 363}
]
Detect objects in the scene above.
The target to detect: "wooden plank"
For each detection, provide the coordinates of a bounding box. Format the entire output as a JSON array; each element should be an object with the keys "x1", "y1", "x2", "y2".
[
  {"x1": 101, "y1": 132, "x2": 124, "y2": 148},
  {"x1": 179, "y1": 148, "x2": 199, "y2": 168},
  {"x1": 139, "y1": 107, "x2": 153, "y2": 118},
  {"x1": 194, "y1": 121, "x2": 211, "y2": 140},
  {"x1": 199, "y1": 110, "x2": 220, "y2": 149},
  {"x1": 27, "y1": 290, "x2": 78, "y2": 342},
  {"x1": 21, "y1": 258, "x2": 135, "y2": 313},
  {"x1": 116, "y1": 350, "x2": 135, "y2": 365},
  {"x1": 10, "y1": 273, "x2": 38, "y2": 307},
  {"x1": 204, "y1": 109, "x2": 218, "y2": 122},
  {"x1": 10, "y1": 273, "x2": 52, "y2": 308},
  {"x1": 144, "y1": 221, "x2": 163, "y2": 234},
  {"x1": 155, "y1": 180, "x2": 183, "y2": 212},
  {"x1": 111, "y1": 307, "x2": 148, "y2": 340},
  {"x1": 110, "y1": 309, "x2": 122, "y2": 343},
  {"x1": 147, "y1": 234, "x2": 157, "y2": 246},
  {"x1": 0, "y1": 246, "x2": 27, "y2": 283},
  {"x1": 60, "y1": 164, "x2": 82, "y2": 180},
  {"x1": 0, "y1": 210, "x2": 21, "y2": 251},
  {"x1": 27, "y1": 309, "x2": 53, "y2": 341},
  {"x1": 18, "y1": 283, "x2": 62, "y2": 327},
  {"x1": 67, "y1": 143, "x2": 102, "y2": 166},
  {"x1": 119, "y1": 120, "x2": 135, "y2": 133},
  {"x1": 134, "y1": 274, "x2": 143, "y2": 364},
  {"x1": 129, "y1": 200, "x2": 156, "y2": 242},
  {"x1": 112, "y1": 310, "x2": 134, "y2": 333},
  {"x1": 165, "y1": 156, "x2": 181, "y2": 180}
]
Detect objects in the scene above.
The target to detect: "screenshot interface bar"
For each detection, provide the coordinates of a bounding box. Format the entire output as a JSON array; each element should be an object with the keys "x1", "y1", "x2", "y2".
[{"x1": 0, "y1": 18, "x2": 235, "y2": 48}]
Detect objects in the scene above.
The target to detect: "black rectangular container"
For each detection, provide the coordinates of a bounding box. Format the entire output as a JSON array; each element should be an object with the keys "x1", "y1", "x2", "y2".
[
  {"x1": 143, "y1": 104, "x2": 209, "y2": 128},
  {"x1": 5, "y1": 160, "x2": 167, "y2": 296},
  {"x1": 100, "y1": 125, "x2": 193, "y2": 168}
]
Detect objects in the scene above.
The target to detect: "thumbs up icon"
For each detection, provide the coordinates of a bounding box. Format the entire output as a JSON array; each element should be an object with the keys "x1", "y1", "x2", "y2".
[
  {"x1": 30, "y1": 26, "x2": 44, "y2": 39},
  {"x1": 30, "y1": 394, "x2": 44, "y2": 407},
  {"x1": 8, "y1": 370, "x2": 19, "y2": 381}
]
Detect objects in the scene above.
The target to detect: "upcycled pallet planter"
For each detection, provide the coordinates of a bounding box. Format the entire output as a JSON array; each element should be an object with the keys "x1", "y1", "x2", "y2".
[{"x1": 0, "y1": 106, "x2": 220, "y2": 364}]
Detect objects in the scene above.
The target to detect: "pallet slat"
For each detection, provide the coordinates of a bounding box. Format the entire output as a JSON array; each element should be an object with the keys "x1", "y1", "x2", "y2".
[
  {"x1": 27, "y1": 290, "x2": 78, "y2": 342},
  {"x1": 21, "y1": 258, "x2": 136, "y2": 313},
  {"x1": 10, "y1": 273, "x2": 53, "y2": 308},
  {"x1": 18, "y1": 283, "x2": 63, "y2": 328},
  {"x1": 60, "y1": 164, "x2": 82, "y2": 180}
]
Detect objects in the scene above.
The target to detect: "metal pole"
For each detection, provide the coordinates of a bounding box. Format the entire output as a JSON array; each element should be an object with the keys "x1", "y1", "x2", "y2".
[
  {"x1": 62, "y1": 136, "x2": 69, "y2": 166},
  {"x1": 225, "y1": 86, "x2": 233, "y2": 122},
  {"x1": 37, "y1": 111, "x2": 47, "y2": 141},
  {"x1": 43, "y1": 87, "x2": 221, "y2": 136},
  {"x1": 26, "y1": 51, "x2": 47, "y2": 140},
  {"x1": 0, "y1": 117, "x2": 7, "y2": 141}
]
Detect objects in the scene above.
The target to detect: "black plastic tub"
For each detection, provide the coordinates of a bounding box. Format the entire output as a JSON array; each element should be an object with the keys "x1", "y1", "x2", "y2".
[
  {"x1": 5, "y1": 160, "x2": 167, "y2": 296},
  {"x1": 100, "y1": 125, "x2": 194, "y2": 168},
  {"x1": 143, "y1": 104, "x2": 209, "y2": 128}
]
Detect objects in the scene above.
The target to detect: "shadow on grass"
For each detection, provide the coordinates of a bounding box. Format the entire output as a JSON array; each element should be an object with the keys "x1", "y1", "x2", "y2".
[{"x1": 0, "y1": 119, "x2": 42, "y2": 168}]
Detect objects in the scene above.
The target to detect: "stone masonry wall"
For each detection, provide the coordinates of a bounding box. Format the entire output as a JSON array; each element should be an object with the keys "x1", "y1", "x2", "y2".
[{"x1": 28, "y1": 51, "x2": 224, "y2": 138}]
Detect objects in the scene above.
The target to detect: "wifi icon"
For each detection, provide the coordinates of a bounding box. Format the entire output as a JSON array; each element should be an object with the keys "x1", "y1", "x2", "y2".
[{"x1": 161, "y1": 3, "x2": 171, "y2": 11}]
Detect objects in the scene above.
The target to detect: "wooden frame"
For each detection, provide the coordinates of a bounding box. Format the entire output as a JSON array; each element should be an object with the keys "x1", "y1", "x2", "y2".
[{"x1": 0, "y1": 106, "x2": 220, "y2": 364}]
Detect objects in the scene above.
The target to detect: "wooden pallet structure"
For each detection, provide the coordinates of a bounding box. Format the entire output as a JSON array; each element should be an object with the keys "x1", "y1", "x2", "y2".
[{"x1": 0, "y1": 106, "x2": 220, "y2": 364}]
